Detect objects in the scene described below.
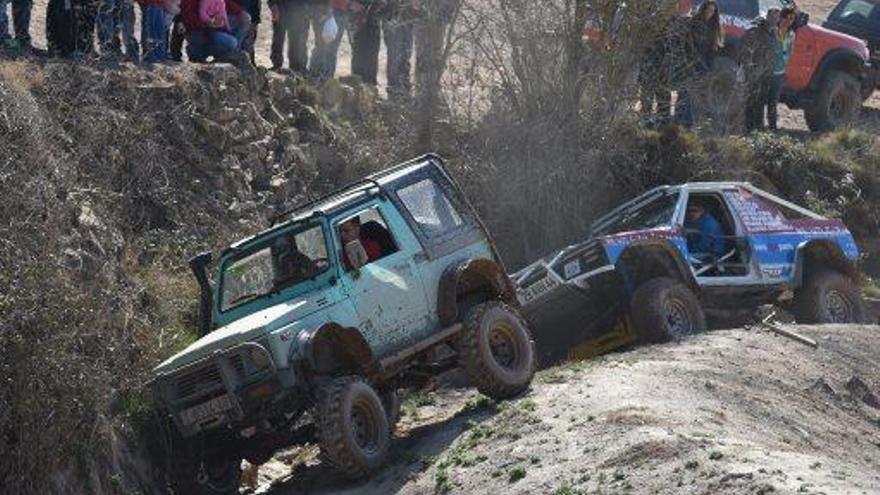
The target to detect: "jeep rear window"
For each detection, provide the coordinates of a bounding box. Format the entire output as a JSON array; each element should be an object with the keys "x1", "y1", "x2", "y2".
[
  {"x1": 397, "y1": 178, "x2": 464, "y2": 238},
  {"x1": 220, "y1": 224, "x2": 329, "y2": 311}
]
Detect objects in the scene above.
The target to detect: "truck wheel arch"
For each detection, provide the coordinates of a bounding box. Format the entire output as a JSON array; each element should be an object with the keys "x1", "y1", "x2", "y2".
[
  {"x1": 793, "y1": 239, "x2": 859, "y2": 287},
  {"x1": 615, "y1": 242, "x2": 698, "y2": 296},
  {"x1": 297, "y1": 323, "x2": 379, "y2": 378},
  {"x1": 438, "y1": 258, "x2": 517, "y2": 326},
  {"x1": 809, "y1": 48, "x2": 865, "y2": 94}
]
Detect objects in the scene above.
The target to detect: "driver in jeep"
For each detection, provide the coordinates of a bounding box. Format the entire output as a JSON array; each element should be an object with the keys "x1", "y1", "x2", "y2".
[
  {"x1": 272, "y1": 235, "x2": 319, "y2": 285},
  {"x1": 685, "y1": 203, "x2": 726, "y2": 261}
]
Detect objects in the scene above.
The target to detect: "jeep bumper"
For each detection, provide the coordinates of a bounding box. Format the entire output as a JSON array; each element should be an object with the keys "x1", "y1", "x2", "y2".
[{"x1": 153, "y1": 342, "x2": 293, "y2": 438}]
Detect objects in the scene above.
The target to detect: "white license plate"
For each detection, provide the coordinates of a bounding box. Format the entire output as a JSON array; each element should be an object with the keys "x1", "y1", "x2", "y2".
[
  {"x1": 179, "y1": 395, "x2": 235, "y2": 426},
  {"x1": 518, "y1": 274, "x2": 560, "y2": 305}
]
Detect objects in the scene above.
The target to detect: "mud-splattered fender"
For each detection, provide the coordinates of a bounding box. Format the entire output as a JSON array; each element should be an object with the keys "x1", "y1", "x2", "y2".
[
  {"x1": 437, "y1": 258, "x2": 518, "y2": 326},
  {"x1": 293, "y1": 322, "x2": 380, "y2": 378}
]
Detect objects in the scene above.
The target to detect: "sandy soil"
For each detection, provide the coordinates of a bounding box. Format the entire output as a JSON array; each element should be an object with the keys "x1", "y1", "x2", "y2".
[{"x1": 247, "y1": 324, "x2": 880, "y2": 495}]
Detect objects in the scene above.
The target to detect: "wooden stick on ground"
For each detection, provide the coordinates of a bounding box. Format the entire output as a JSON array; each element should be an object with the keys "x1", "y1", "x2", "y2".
[{"x1": 758, "y1": 311, "x2": 819, "y2": 348}]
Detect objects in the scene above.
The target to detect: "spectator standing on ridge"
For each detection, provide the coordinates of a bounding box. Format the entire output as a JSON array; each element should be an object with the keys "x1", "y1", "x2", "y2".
[
  {"x1": 139, "y1": 0, "x2": 168, "y2": 61},
  {"x1": 675, "y1": 0, "x2": 723, "y2": 127},
  {"x1": 236, "y1": 0, "x2": 259, "y2": 61},
  {"x1": 310, "y1": 0, "x2": 348, "y2": 78},
  {"x1": 350, "y1": 0, "x2": 386, "y2": 85},
  {"x1": 739, "y1": 8, "x2": 779, "y2": 132},
  {"x1": 269, "y1": 0, "x2": 326, "y2": 72},
  {"x1": 384, "y1": 0, "x2": 418, "y2": 99},
  {"x1": 767, "y1": 6, "x2": 796, "y2": 130},
  {"x1": 638, "y1": 16, "x2": 676, "y2": 127},
  {"x1": 97, "y1": 0, "x2": 139, "y2": 60},
  {"x1": 0, "y1": 0, "x2": 32, "y2": 52},
  {"x1": 47, "y1": 0, "x2": 98, "y2": 56},
  {"x1": 414, "y1": 0, "x2": 457, "y2": 95}
]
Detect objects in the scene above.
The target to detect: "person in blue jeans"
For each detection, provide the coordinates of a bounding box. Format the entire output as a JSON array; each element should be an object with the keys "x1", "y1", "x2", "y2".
[
  {"x1": 685, "y1": 203, "x2": 726, "y2": 260},
  {"x1": 0, "y1": 0, "x2": 32, "y2": 51},
  {"x1": 180, "y1": 0, "x2": 247, "y2": 62},
  {"x1": 139, "y1": 0, "x2": 168, "y2": 62},
  {"x1": 97, "y1": 0, "x2": 139, "y2": 60},
  {"x1": 767, "y1": 7, "x2": 796, "y2": 130}
]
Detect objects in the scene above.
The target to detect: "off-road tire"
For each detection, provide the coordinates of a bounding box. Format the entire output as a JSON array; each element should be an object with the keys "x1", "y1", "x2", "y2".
[
  {"x1": 457, "y1": 301, "x2": 536, "y2": 400},
  {"x1": 630, "y1": 277, "x2": 707, "y2": 343},
  {"x1": 805, "y1": 71, "x2": 861, "y2": 132},
  {"x1": 170, "y1": 455, "x2": 242, "y2": 495},
  {"x1": 793, "y1": 269, "x2": 868, "y2": 324},
  {"x1": 381, "y1": 389, "x2": 401, "y2": 432},
  {"x1": 316, "y1": 375, "x2": 390, "y2": 479}
]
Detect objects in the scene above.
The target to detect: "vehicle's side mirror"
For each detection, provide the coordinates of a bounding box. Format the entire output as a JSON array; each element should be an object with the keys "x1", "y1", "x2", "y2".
[
  {"x1": 794, "y1": 11, "x2": 809, "y2": 30},
  {"x1": 345, "y1": 240, "x2": 369, "y2": 271}
]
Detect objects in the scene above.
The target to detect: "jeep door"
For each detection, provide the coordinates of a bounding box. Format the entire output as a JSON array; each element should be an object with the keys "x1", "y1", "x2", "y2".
[
  {"x1": 389, "y1": 168, "x2": 494, "y2": 340},
  {"x1": 333, "y1": 201, "x2": 432, "y2": 358},
  {"x1": 719, "y1": 187, "x2": 802, "y2": 283}
]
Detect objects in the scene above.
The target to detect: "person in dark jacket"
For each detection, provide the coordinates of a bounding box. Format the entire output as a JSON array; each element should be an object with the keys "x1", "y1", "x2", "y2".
[
  {"x1": 738, "y1": 9, "x2": 779, "y2": 132},
  {"x1": 675, "y1": 0, "x2": 723, "y2": 127},
  {"x1": 349, "y1": 0, "x2": 386, "y2": 84},
  {"x1": 47, "y1": 0, "x2": 99, "y2": 56},
  {"x1": 0, "y1": 0, "x2": 33, "y2": 51},
  {"x1": 638, "y1": 16, "x2": 678, "y2": 126},
  {"x1": 383, "y1": 0, "x2": 418, "y2": 98},
  {"x1": 269, "y1": 0, "x2": 326, "y2": 71},
  {"x1": 97, "y1": 0, "x2": 139, "y2": 59}
]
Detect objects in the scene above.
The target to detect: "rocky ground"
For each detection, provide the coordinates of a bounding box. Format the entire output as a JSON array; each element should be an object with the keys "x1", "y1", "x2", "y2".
[{"x1": 246, "y1": 324, "x2": 880, "y2": 495}]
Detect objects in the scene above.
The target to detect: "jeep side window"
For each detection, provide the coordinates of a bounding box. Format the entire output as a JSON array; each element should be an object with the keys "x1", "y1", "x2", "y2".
[
  {"x1": 220, "y1": 224, "x2": 329, "y2": 311},
  {"x1": 396, "y1": 178, "x2": 464, "y2": 238},
  {"x1": 336, "y1": 206, "x2": 398, "y2": 271}
]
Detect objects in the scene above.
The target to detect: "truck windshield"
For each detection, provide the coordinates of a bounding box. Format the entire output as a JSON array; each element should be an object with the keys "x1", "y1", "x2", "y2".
[
  {"x1": 220, "y1": 223, "x2": 330, "y2": 311},
  {"x1": 594, "y1": 192, "x2": 679, "y2": 236}
]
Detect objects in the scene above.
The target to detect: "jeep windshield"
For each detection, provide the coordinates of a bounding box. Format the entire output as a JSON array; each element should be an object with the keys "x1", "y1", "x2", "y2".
[
  {"x1": 219, "y1": 222, "x2": 331, "y2": 311},
  {"x1": 591, "y1": 190, "x2": 680, "y2": 236}
]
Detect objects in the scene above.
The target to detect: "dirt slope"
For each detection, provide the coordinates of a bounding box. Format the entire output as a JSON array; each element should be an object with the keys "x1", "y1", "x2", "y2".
[{"x1": 250, "y1": 324, "x2": 880, "y2": 495}]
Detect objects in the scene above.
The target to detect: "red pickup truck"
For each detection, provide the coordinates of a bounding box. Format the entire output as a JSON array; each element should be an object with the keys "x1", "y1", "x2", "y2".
[{"x1": 585, "y1": 0, "x2": 872, "y2": 130}]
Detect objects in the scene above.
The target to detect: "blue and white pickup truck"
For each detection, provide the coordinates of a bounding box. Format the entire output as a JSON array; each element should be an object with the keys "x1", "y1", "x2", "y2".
[{"x1": 514, "y1": 182, "x2": 868, "y2": 364}]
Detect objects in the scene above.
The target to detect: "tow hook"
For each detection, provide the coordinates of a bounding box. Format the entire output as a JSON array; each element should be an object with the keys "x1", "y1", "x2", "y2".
[{"x1": 196, "y1": 461, "x2": 208, "y2": 485}]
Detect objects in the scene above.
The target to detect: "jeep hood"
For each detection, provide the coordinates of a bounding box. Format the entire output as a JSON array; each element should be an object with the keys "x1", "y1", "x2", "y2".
[{"x1": 153, "y1": 296, "x2": 326, "y2": 375}]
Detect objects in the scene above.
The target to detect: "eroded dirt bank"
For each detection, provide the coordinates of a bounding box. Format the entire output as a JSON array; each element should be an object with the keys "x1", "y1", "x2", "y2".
[{"x1": 251, "y1": 325, "x2": 880, "y2": 495}]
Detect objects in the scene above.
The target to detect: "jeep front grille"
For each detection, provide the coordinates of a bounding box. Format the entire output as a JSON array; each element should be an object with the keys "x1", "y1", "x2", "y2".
[
  {"x1": 549, "y1": 240, "x2": 609, "y2": 280},
  {"x1": 160, "y1": 343, "x2": 273, "y2": 408},
  {"x1": 174, "y1": 354, "x2": 245, "y2": 400}
]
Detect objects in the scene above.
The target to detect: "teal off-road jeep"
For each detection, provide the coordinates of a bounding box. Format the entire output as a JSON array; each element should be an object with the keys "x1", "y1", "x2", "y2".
[{"x1": 152, "y1": 155, "x2": 535, "y2": 493}]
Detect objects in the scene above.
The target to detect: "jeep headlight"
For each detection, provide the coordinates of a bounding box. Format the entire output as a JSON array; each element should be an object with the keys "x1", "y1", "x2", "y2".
[{"x1": 249, "y1": 345, "x2": 272, "y2": 369}]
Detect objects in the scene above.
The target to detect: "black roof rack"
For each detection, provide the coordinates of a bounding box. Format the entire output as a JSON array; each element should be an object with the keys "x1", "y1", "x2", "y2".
[{"x1": 269, "y1": 153, "x2": 442, "y2": 227}]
